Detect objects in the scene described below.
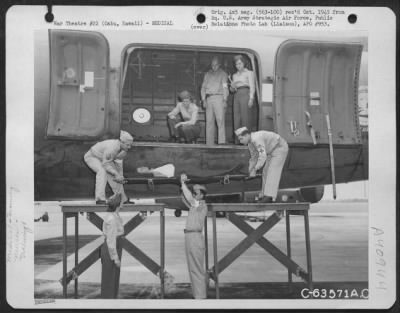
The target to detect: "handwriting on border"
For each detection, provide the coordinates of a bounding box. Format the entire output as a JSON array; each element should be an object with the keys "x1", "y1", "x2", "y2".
[
  {"x1": 35, "y1": 298, "x2": 56, "y2": 305},
  {"x1": 371, "y1": 227, "x2": 386, "y2": 291},
  {"x1": 6, "y1": 186, "x2": 33, "y2": 263}
]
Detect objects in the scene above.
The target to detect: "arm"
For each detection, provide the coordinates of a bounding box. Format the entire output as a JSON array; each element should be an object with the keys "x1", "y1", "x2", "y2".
[
  {"x1": 248, "y1": 144, "x2": 258, "y2": 174},
  {"x1": 102, "y1": 146, "x2": 120, "y2": 177},
  {"x1": 230, "y1": 73, "x2": 237, "y2": 91},
  {"x1": 201, "y1": 73, "x2": 208, "y2": 102},
  {"x1": 222, "y1": 72, "x2": 229, "y2": 102},
  {"x1": 179, "y1": 106, "x2": 198, "y2": 126},
  {"x1": 168, "y1": 103, "x2": 181, "y2": 119},
  {"x1": 102, "y1": 144, "x2": 126, "y2": 183},
  {"x1": 248, "y1": 70, "x2": 256, "y2": 100},
  {"x1": 254, "y1": 143, "x2": 267, "y2": 170},
  {"x1": 181, "y1": 182, "x2": 195, "y2": 206},
  {"x1": 180, "y1": 174, "x2": 197, "y2": 207},
  {"x1": 115, "y1": 149, "x2": 127, "y2": 160}
]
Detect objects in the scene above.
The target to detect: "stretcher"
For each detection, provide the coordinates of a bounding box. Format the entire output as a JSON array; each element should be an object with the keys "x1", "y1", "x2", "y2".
[
  {"x1": 124, "y1": 163, "x2": 261, "y2": 190},
  {"x1": 125, "y1": 173, "x2": 260, "y2": 187}
]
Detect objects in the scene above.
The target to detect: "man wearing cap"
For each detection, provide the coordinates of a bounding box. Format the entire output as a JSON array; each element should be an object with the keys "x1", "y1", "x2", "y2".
[
  {"x1": 235, "y1": 127, "x2": 289, "y2": 203},
  {"x1": 167, "y1": 90, "x2": 201, "y2": 143},
  {"x1": 84, "y1": 130, "x2": 134, "y2": 205},
  {"x1": 180, "y1": 173, "x2": 208, "y2": 299},
  {"x1": 201, "y1": 57, "x2": 229, "y2": 145}
]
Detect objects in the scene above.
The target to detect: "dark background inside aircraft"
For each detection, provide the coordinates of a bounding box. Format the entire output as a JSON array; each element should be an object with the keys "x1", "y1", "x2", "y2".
[{"x1": 121, "y1": 49, "x2": 258, "y2": 143}]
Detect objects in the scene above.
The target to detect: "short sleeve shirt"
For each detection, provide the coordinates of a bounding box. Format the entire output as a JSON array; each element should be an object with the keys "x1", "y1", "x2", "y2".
[{"x1": 175, "y1": 102, "x2": 199, "y2": 121}]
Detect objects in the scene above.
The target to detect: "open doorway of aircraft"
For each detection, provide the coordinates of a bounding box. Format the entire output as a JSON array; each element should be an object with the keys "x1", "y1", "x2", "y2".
[{"x1": 34, "y1": 30, "x2": 368, "y2": 217}]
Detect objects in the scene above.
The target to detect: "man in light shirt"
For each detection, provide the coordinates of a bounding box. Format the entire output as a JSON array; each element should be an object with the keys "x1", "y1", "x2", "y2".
[
  {"x1": 84, "y1": 130, "x2": 134, "y2": 205},
  {"x1": 167, "y1": 90, "x2": 201, "y2": 143},
  {"x1": 201, "y1": 57, "x2": 229, "y2": 145},
  {"x1": 180, "y1": 174, "x2": 208, "y2": 299},
  {"x1": 235, "y1": 127, "x2": 289, "y2": 203}
]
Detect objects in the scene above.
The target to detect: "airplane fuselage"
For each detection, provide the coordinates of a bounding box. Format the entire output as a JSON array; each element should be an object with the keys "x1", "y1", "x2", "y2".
[{"x1": 34, "y1": 30, "x2": 368, "y2": 202}]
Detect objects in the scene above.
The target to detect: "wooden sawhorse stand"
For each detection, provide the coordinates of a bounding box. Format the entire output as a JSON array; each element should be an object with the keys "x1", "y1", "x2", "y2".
[
  {"x1": 206, "y1": 203, "x2": 313, "y2": 299},
  {"x1": 60, "y1": 203, "x2": 166, "y2": 299}
]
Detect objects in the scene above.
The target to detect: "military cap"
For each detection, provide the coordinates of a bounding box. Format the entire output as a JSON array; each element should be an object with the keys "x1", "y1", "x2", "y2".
[
  {"x1": 120, "y1": 130, "x2": 134, "y2": 144},
  {"x1": 234, "y1": 127, "x2": 249, "y2": 136},
  {"x1": 193, "y1": 184, "x2": 207, "y2": 192}
]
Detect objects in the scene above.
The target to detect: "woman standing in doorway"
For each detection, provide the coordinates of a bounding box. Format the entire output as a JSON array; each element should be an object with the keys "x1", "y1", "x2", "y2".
[{"x1": 231, "y1": 55, "x2": 256, "y2": 136}]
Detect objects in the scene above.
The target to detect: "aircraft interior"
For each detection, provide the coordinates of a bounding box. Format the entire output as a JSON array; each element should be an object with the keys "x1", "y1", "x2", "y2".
[{"x1": 120, "y1": 48, "x2": 261, "y2": 144}]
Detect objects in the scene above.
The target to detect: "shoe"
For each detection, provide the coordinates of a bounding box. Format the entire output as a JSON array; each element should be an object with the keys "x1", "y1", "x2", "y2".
[
  {"x1": 124, "y1": 198, "x2": 135, "y2": 204},
  {"x1": 257, "y1": 196, "x2": 273, "y2": 203},
  {"x1": 168, "y1": 136, "x2": 177, "y2": 143},
  {"x1": 96, "y1": 200, "x2": 107, "y2": 205}
]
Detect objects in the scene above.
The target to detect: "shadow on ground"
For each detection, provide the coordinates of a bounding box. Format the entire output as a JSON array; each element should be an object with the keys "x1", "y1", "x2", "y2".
[
  {"x1": 35, "y1": 230, "x2": 368, "y2": 299},
  {"x1": 35, "y1": 235, "x2": 100, "y2": 275}
]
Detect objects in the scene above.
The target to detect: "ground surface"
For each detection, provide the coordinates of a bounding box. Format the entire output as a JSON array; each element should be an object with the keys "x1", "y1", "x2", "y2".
[{"x1": 34, "y1": 200, "x2": 368, "y2": 299}]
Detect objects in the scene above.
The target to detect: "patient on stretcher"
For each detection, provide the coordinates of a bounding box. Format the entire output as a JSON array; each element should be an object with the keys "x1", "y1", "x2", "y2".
[{"x1": 136, "y1": 163, "x2": 175, "y2": 178}]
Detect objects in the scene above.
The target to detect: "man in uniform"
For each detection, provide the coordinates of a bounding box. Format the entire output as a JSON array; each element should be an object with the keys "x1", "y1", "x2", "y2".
[
  {"x1": 235, "y1": 127, "x2": 289, "y2": 203},
  {"x1": 201, "y1": 57, "x2": 229, "y2": 145},
  {"x1": 180, "y1": 173, "x2": 208, "y2": 299},
  {"x1": 84, "y1": 130, "x2": 134, "y2": 205}
]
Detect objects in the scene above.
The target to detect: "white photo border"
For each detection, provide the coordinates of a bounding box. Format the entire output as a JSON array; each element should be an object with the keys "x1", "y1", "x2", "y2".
[{"x1": 5, "y1": 5, "x2": 396, "y2": 310}]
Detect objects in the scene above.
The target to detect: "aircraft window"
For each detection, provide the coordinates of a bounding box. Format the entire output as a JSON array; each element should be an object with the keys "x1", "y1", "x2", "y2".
[
  {"x1": 121, "y1": 48, "x2": 258, "y2": 144},
  {"x1": 132, "y1": 108, "x2": 151, "y2": 124}
]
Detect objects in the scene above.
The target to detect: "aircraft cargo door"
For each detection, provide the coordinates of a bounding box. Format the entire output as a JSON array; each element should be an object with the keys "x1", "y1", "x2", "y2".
[
  {"x1": 47, "y1": 30, "x2": 110, "y2": 138},
  {"x1": 274, "y1": 40, "x2": 363, "y2": 145}
]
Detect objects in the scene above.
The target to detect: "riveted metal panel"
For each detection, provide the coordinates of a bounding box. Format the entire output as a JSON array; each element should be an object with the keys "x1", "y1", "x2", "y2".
[
  {"x1": 274, "y1": 40, "x2": 363, "y2": 145},
  {"x1": 47, "y1": 30, "x2": 110, "y2": 139}
]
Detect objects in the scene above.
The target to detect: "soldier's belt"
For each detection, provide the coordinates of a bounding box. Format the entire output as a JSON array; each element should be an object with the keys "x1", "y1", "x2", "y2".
[{"x1": 206, "y1": 93, "x2": 223, "y2": 98}]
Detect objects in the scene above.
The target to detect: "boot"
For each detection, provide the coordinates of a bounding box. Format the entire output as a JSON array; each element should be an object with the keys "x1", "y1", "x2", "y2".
[
  {"x1": 257, "y1": 196, "x2": 273, "y2": 203},
  {"x1": 168, "y1": 136, "x2": 178, "y2": 143}
]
